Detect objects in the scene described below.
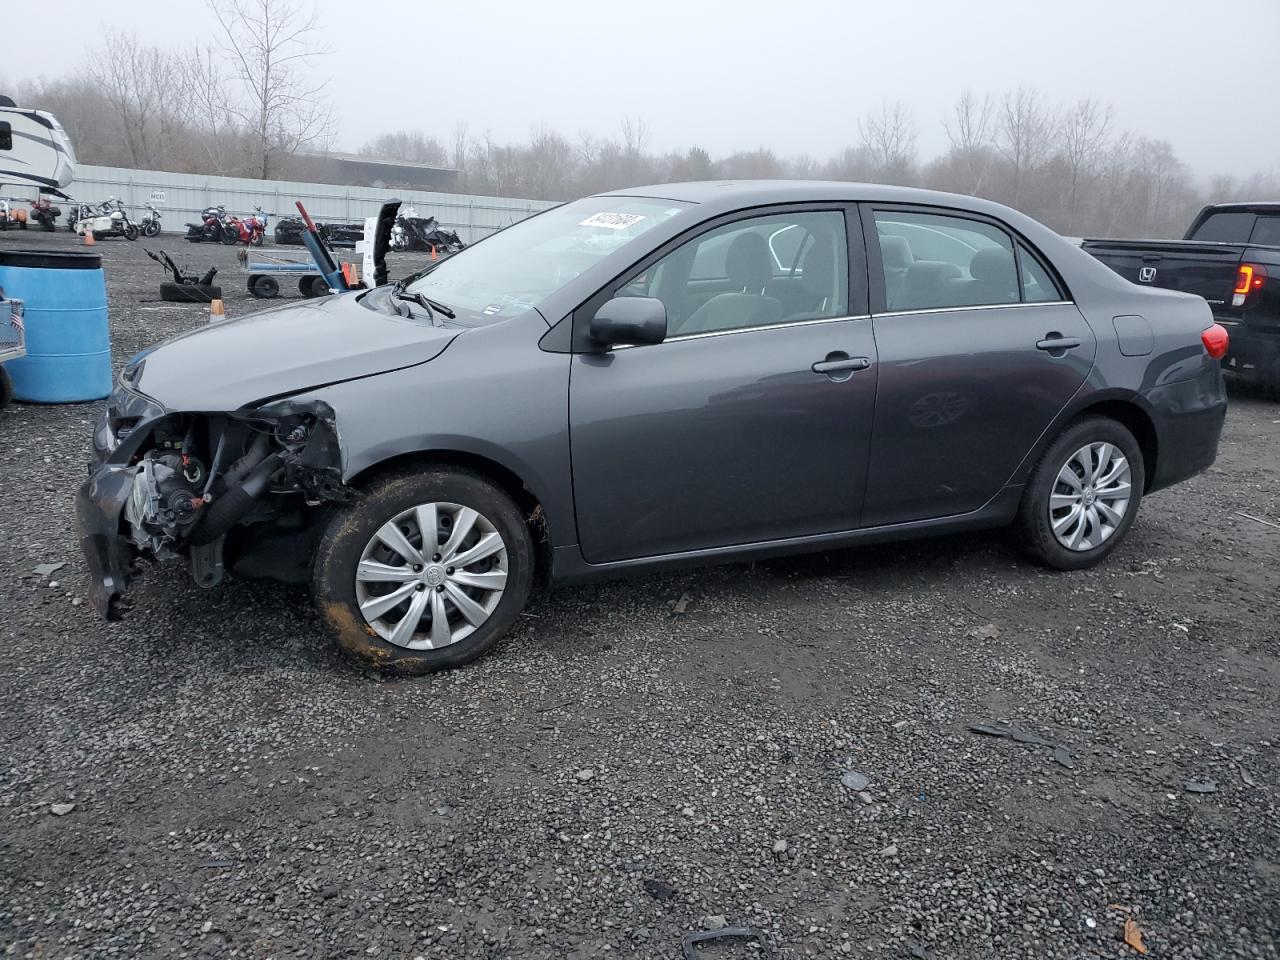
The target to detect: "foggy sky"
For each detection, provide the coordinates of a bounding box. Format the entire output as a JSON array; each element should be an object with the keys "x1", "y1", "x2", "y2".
[{"x1": 6, "y1": 0, "x2": 1278, "y2": 181}]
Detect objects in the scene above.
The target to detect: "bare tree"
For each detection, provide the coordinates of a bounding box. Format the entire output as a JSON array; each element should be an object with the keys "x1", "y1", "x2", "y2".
[
  {"x1": 89, "y1": 32, "x2": 179, "y2": 168},
  {"x1": 858, "y1": 101, "x2": 916, "y2": 184},
  {"x1": 208, "y1": 0, "x2": 334, "y2": 178},
  {"x1": 944, "y1": 90, "x2": 995, "y2": 193},
  {"x1": 175, "y1": 46, "x2": 242, "y2": 173},
  {"x1": 995, "y1": 86, "x2": 1052, "y2": 205},
  {"x1": 1058, "y1": 97, "x2": 1113, "y2": 232}
]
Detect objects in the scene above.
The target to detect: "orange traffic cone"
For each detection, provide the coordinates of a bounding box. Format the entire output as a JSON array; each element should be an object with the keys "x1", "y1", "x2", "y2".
[
  {"x1": 430, "y1": 245, "x2": 438, "y2": 262},
  {"x1": 82, "y1": 228, "x2": 95, "y2": 246},
  {"x1": 209, "y1": 298, "x2": 225, "y2": 319}
]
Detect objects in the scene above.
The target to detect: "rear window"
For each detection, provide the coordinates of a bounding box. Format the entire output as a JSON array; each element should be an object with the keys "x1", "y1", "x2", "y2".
[
  {"x1": 1249, "y1": 215, "x2": 1280, "y2": 247},
  {"x1": 1189, "y1": 211, "x2": 1256, "y2": 243}
]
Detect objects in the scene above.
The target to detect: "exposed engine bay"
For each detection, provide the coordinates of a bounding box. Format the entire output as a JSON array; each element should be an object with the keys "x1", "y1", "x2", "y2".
[{"x1": 102, "y1": 400, "x2": 349, "y2": 600}]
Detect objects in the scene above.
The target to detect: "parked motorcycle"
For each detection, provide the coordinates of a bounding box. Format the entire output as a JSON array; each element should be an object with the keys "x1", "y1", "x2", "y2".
[
  {"x1": 76, "y1": 198, "x2": 139, "y2": 241},
  {"x1": 139, "y1": 202, "x2": 163, "y2": 238},
  {"x1": 29, "y1": 196, "x2": 61, "y2": 231},
  {"x1": 185, "y1": 205, "x2": 231, "y2": 243},
  {"x1": 221, "y1": 206, "x2": 268, "y2": 246},
  {"x1": 65, "y1": 200, "x2": 96, "y2": 233}
]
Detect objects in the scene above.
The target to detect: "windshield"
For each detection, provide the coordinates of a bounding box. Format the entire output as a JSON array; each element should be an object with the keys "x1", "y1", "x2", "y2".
[{"x1": 405, "y1": 196, "x2": 689, "y2": 323}]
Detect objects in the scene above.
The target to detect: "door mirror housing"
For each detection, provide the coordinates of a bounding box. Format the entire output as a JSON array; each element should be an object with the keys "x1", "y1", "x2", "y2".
[{"x1": 589, "y1": 297, "x2": 666, "y2": 348}]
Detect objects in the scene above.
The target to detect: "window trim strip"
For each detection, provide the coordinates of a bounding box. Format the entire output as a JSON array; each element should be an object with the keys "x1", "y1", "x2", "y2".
[
  {"x1": 873, "y1": 300, "x2": 1074, "y2": 319},
  {"x1": 611, "y1": 312, "x2": 871, "y2": 350}
]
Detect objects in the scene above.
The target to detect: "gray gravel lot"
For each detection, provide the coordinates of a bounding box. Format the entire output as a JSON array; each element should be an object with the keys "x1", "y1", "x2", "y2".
[{"x1": 1, "y1": 231, "x2": 1278, "y2": 959}]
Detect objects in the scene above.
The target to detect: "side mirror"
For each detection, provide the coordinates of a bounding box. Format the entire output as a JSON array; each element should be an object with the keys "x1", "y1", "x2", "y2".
[{"x1": 589, "y1": 297, "x2": 667, "y2": 348}]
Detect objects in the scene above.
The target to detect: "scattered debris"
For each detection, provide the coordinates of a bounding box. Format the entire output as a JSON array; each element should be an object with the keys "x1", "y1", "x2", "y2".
[
  {"x1": 879, "y1": 843, "x2": 899, "y2": 857},
  {"x1": 1235, "y1": 511, "x2": 1280, "y2": 530},
  {"x1": 966, "y1": 623, "x2": 1001, "y2": 640},
  {"x1": 682, "y1": 925, "x2": 769, "y2": 959},
  {"x1": 968, "y1": 722, "x2": 1074, "y2": 769},
  {"x1": 701, "y1": 915, "x2": 728, "y2": 930},
  {"x1": 1123, "y1": 917, "x2": 1148, "y2": 954},
  {"x1": 49, "y1": 802, "x2": 75, "y2": 817},
  {"x1": 200, "y1": 921, "x2": 213, "y2": 935},
  {"x1": 840, "y1": 769, "x2": 871, "y2": 791},
  {"x1": 909, "y1": 945, "x2": 931, "y2": 959},
  {"x1": 1084, "y1": 917, "x2": 1097, "y2": 929},
  {"x1": 892, "y1": 719, "x2": 910, "y2": 730},
  {"x1": 574, "y1": 768, "x2": 595, "y2": 782},
  {"x1": 32, "y1": 561, "x2": 64, "y2": 577},
  {"x1": 670, "y1": 593, "x2": 692, "y2": 615},
  {"x1": 1184, "y1": 779, "x2": 1217, "y2": 794},
  {"x1": 1240, "y1": 768, "x2": 1258, "y2": 787},
  {"x1": 643, "y1": 878, "x2": 678, "y2": 901},
  {"x1": 858, "y1": 791, "x2": 874, "y2": 805},
  {"x1": 771, "y1": 839, "x2": 789, "y2": 855}
]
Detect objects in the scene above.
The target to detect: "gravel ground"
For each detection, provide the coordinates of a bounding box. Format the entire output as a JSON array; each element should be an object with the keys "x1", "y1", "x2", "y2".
[{"x1": 1, "y1": 231, "x2": 1278, "y2": 959}]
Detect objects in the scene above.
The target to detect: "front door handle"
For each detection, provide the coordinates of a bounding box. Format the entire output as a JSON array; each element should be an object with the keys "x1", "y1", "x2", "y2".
[
  {"x1": 1036, "y1": 334, "x2": 1081, "y2": 353},
  {"x1": 812, "y1": 356, "x2": 871, "y2": 375}
]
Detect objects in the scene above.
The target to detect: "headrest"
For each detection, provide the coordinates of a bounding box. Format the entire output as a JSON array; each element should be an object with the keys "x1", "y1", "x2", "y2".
[
  {"x1": 800, "y1": 236, "x2": 835, "y2": 297},
  {"x1": 970, "y1": 246, "x2": 1017, "y2": 283},
  {"x1": 905, "y1": 260, "x2": 962, "y2": 284},
  {"x1": 725, "y1": 232, "x2": 772, "y2": 290},
  {"x1": 879, "y1": 234, "x2": 914, "y2": 270}
]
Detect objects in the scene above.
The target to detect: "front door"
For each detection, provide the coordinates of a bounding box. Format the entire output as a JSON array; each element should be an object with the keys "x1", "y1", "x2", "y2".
[
  {"x1": 861, "y1": 206, "x2": 1097, "y2": 527},
  {"x1": 569, "y1": 207, "x2": 879, "y2": 564}
]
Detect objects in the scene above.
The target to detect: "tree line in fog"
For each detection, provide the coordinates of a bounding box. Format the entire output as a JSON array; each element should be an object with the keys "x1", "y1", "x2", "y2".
[{"x1": 10, "y1": 9, "x2": 1278, "y2": 240}]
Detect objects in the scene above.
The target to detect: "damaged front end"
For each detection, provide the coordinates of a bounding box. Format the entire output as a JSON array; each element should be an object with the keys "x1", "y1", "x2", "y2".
[{"x1": 76, "y1": 386, "x2": 349, "y2": 619}]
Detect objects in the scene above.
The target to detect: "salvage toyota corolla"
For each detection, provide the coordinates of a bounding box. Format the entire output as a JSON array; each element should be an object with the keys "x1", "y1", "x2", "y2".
[{"x1": 77, "y1": 182, "x2": 1229, "y2": 673}]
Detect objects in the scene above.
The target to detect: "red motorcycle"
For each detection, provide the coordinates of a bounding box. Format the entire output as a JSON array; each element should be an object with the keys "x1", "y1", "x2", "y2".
[
  {"x1": 29, "y1": 196, "x2": 61, "y2": 231},
  {"x1": 221, "y1": 206, "x2": 268, "y2": 246}
]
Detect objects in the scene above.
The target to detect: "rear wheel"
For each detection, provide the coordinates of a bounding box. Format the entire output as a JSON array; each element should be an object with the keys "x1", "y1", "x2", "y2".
[
  {"x1": 300, "y1": 275, "x2": 330, "y2": 298},
  {"x1": 124, "y1": 223, "x2": 139, "y2": 241},
  {"x1": 313, "y1": 467, "x2": 535, "y2": 674},
  {"x1": 1015, "y1": 416, "x2": 1144, "y2": 570}
]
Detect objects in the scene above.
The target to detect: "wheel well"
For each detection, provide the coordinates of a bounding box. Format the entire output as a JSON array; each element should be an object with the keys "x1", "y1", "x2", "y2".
[
  {"x1": 348, "y1": 451, "x2": 553, "y2": 585},
  {"x1": 1073, "y1": 400, "x2": 1158, "y2": 491}
]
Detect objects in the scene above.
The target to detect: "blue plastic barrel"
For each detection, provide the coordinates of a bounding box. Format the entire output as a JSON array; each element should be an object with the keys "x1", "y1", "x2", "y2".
[{"x1": 0, "y1": 249, "x2": 111, "y2": 402}]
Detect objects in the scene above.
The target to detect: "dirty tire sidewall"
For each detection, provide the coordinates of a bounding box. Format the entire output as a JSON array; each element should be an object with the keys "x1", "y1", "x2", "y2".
[
  {"x1": 0, "y1": 365, "x2": 13, "y2": 409},
  {"x1": 313, "y1": 468, "x2": 535, "y2": 675},
  {"x1": 1015, "y1": 416, "x2": 1145, "y2": 571}
]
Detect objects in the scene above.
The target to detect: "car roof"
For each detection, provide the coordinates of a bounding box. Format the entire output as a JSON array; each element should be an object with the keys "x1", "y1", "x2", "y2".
[{"x1": 596, "y1": 179, "x2": 1000, "y2": 212}]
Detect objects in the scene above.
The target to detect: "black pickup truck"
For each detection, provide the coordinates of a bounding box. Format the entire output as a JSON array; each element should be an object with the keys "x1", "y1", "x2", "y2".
[{"x1": 1083, "y1": 202, "x2": 1280, "y2": 387}]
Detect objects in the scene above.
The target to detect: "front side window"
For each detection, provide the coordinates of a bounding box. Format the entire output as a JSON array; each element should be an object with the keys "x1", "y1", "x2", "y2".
[
  {"x1": 0, "y1": 122, "x2": 11, "y2": 151},
  {"x1": 618, "y1": 210, "x2": 849, "y2": 337},
  {"x1": 875, "y1": 210, "x2": 1019, "y2": 311}
]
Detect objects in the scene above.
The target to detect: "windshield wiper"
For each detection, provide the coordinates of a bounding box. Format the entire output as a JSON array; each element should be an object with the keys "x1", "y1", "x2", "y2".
[{"x1": 391, "y1": 278, "x2": 456, "y2": 320}]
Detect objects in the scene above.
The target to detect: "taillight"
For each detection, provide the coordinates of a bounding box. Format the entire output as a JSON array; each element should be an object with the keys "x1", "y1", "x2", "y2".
[
  {"x1": 1202, "y1": 323, "x2": 1229, "y2": 360},
  {"x1": 1232, "y1": 263, "x2": 1266, "y2": 307}
]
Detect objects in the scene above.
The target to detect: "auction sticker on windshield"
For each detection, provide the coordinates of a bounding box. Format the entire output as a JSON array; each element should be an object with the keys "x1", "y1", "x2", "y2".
[{"x1": 579, "y1": 212, "x2": 646, "y2": 230}]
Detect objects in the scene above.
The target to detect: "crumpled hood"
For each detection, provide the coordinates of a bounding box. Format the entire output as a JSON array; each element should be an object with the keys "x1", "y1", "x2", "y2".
[{"x1": 134, "y1": 291, "x2": 460, "y2": 409}]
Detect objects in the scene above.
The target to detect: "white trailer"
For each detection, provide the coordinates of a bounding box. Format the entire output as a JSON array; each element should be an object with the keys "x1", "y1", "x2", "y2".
[{"x1": 0, "y1": 99, "x2": 76, "y2": 195}]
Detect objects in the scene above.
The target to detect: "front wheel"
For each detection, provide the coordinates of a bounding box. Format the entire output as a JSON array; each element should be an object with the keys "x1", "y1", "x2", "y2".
[
  {"x1": 250, "y1": 231, "x2": 264, "y2": 246},
  {"x1": 143, "y1": 220, "x2": 161, "y2": 237},
  {"x1": 1014, "y1": 416, "x2": 1144, "y2": 570},
  {"x1": 313, "y1": 467, "x2": 535, "y2": 675}
]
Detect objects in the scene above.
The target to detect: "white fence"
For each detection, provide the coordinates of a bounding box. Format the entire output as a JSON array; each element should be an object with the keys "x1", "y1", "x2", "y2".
[{"x1": 64, "y1": 164, "x2": 558, "y2": 243}]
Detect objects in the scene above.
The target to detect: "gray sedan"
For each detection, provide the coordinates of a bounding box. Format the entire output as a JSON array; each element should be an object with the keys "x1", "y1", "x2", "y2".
[{"x1": 77, "y1": 182, "x2": 1229, "y2": 673}]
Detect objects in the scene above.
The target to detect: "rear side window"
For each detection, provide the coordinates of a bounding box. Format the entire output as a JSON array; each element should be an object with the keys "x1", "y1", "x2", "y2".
[
  {"x1": 1018, "y1": 243, "x2": 1062, "y2": 302},
  {"x1": 1249, "y1": 215, "x2": 1280, "y2": 247},
  {"x1": 874, "y1": 210, "x2": 1019, "y2": 311},
  {"x1": 1189, "y1": 211, "x2": 1255, "y2": 242},
  {"x1": 0, "y1": 122, "x2": 10, "y2": 151}
]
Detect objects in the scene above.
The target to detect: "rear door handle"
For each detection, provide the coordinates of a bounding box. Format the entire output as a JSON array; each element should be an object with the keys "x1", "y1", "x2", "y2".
[
  {"x1": 1036, "y1": 335, "x2": 1081, "y2": 352},
  {"x1": 812, "y1": 356, "x2": 871, "y2": 374}
]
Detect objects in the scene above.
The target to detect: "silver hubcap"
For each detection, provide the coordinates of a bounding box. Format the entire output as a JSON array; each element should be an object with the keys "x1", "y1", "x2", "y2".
[
  {"x1": 1049, "y1": 442, "x2": 1132, "y2": 551},
  {"x1": 355, "y1": 502, "x2": 508, "y2": 650}
]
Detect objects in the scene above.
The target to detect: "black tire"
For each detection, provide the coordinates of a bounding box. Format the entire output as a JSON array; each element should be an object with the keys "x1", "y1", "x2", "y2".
[
  {"x1": 124, "y1": 223, "x2": 139, "y2": 241},
  {"x1": 250, "y1": 231, "x2": 264, "y2": 246},
  {"x1": 220, "y1": 225, "x2": 239, "y2": 245},
  {"x1": 249, "y1": 274, "x2": 280, "y2": 298},
  {"x1": 160, "y1": 281, "x2": 223, "y2": 303},
  {"x1": 0, "y1": 365, "x2": 13, "y2": 410},
  {"x1": 142, "y1": 220, "x2": 161, "y2": 237},
  {"x1": 1014, "y1": 416, "x2": 1145, "y2": 570},
  {"x1": 313, "y1": 467, "x2": 535, "y2": 675},
  {"x1": 300, "y1": 275, "x2": 330, "y2": 298}
]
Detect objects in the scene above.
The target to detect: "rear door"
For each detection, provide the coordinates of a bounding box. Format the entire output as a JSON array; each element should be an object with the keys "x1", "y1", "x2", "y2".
[{"x1": 861, "y1": 205, "x2": 1097, "y2": 527}]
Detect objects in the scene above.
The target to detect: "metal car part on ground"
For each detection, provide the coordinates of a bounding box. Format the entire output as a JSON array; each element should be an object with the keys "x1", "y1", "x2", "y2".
[
  {"x1": 144, "y1": 248, "x2": 221, "y2": 303},
  {"x1": 76, "y1": 181, "x2": 1229, "y2": 677}
]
